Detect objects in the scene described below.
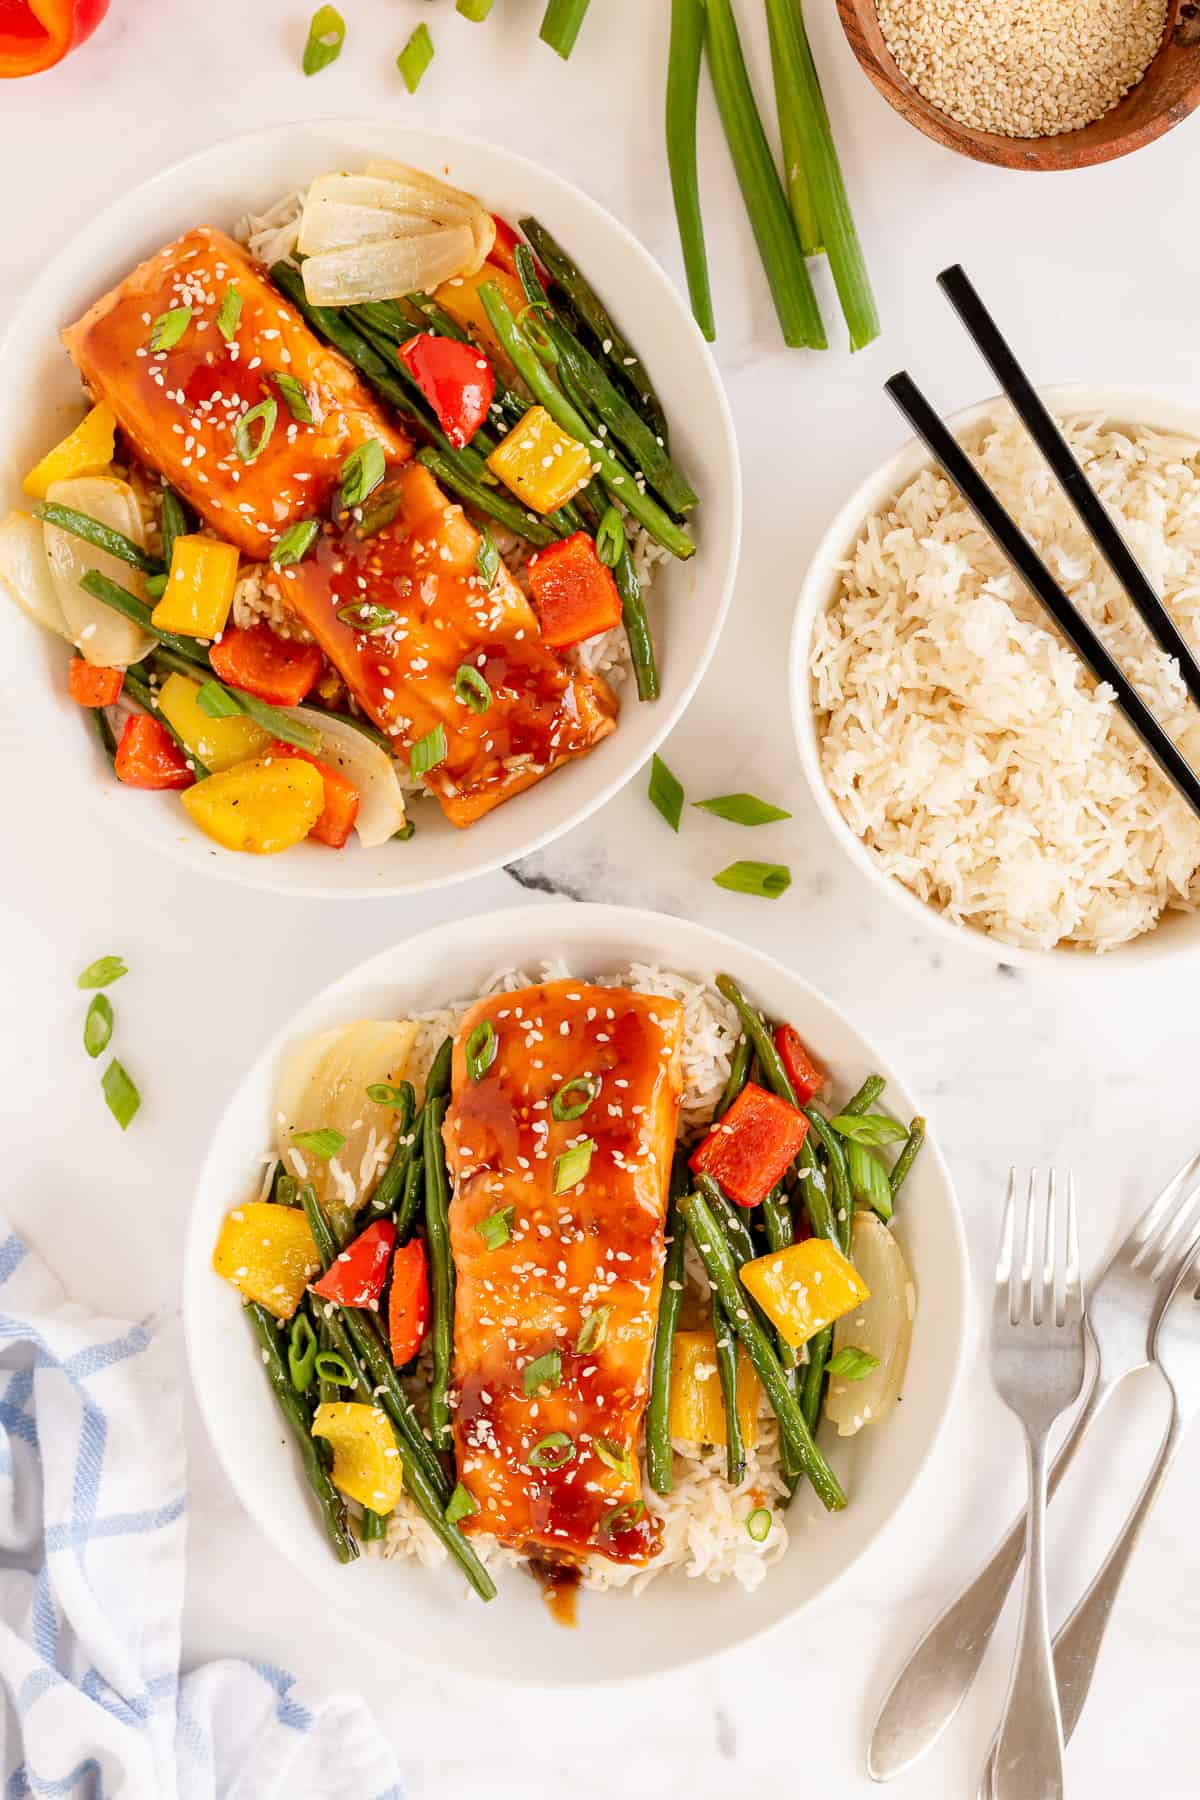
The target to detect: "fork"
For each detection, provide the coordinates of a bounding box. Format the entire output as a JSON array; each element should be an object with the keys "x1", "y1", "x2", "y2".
[
  {"x1": 868, "y1": 1149, "x2": 1200, "y2": 1781},
  {"x1": 989, "y1": 1170, "x2": 1086, "y2": 1800}
]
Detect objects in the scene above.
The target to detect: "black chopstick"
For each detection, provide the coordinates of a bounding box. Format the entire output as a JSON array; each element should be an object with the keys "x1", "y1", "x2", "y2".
[
  {"x1": 884, "y1": 369, "x2": 1200, "y2": 825},
  {"x1": 937, "y1": 262, "x2": 1200, "y2": 712}
]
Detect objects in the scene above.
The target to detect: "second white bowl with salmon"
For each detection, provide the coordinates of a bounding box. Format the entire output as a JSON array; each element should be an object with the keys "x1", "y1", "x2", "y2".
[{"x1": 0, "y1": 123, "x2": 740, "y2": 896}]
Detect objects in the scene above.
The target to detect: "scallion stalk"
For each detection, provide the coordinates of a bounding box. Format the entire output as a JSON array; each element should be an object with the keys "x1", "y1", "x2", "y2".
[
  {"x1": 539, "y1": 0, "x2": 591, "y2": 59},
  {"x1": 666, "y1": 0, "x2": 715, "y2": 342},
  {"x1": 766, "y1": 0, "x2": 821, "y2": 255}
]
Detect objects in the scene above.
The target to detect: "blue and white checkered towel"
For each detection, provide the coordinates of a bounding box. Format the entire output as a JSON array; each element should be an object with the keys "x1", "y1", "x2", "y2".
[{"x1": 0, "y1": 1222, "x2": 402, "y2": 1799}]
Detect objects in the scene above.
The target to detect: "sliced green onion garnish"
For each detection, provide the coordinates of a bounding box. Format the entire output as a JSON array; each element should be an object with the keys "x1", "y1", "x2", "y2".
[
  {"x1": 145, "y1": 573, "x2": 167, "y2": 600},
  {"x1": 314, "y1": 1350, "x2": 355, "y2": 1386},
  {"x1": 336, "y1": 602, "x2": 397, "y2": 633},
  {"x1": 476, "y1": 1205, "x2": 514, "y2": 1251},
  {"x1": 593, "y1": 1436, "x2": 631, "y2": 1476},
  {"x1": 83, "y1": 994, "x2": 113, "y2": 1060},
  {"x1": 522, "y1": 1350, "x2": 563, "y2": 1396},
  {"x1": 149, "y1": 307, "x2": 192, "y2": 352},
  {"x1": 847, "y1": 1139, "x2": 893, "y2": 1222},
  {"x1": 475, "y1": 524, "x2": 499, "y2": 589},
  {"x1": 540, "y1": 0, "x2": 592, "y2": 59},
  {"x1": 397, "y1": 21, "x2": 434, "y2": 92},
  {"x1": 302, "y1": 3, "x2": 346, "y2": 74},
  {"x1": 827, "y1": 1345, "x2": 881, "y2": 1382},
  {"x1": 288, "y1": 1313, "x2": 318, "y2": 1391},
  {"x1": 601, "y1": 1499, "x2": 645, "y2": 1535},
  {"x1": 528, "y1": 1431, "x2": 575, "y2": 1471},
  {"x1": 649, "y1": 753, "x2": 684, "y2": 832},
  {"x1": 712, "y1": 860, "x2": 792, "y2": 899},
  {"x1": 454, "y1": 663, "x2": 492, "y2": 715},
  {"x1": 465, "y1": 1019, "x2": 497, "y2": 1084},
  {"x1": 195, "y1": 680, "x2": 242, "y2": 720},
  {"x1": 340, "y1": 439, "x2": 386, "y2": 509},
  {"x1": 445, "y1": 1480, "x2": 479, "y2": 1524},
  {"x1": 410, "y1": 724, "x2": 447, "y2": 779},
  {"x1": 291, "y1": 1128, "x2": 346, "y2": 1161},
  {"x1": 77, "y1": 955, "x2": 127, "y2": 990},
  {"x1": 275, "y1": 1173, "x2": 298, "y2": 1207},
  {"x1": 101, "y1": 1059, "x2": 140, "y2": 1130},
  {"x1": 595, "y1": 506, "x2": 626, "y2": 569},
  {"x1": 366, "y1": 1082, "x2": 412, "y2": 1110},
  {"x1": 551, "y1": 1074, "x2": 599, "y2": 1122},
  {"x1": 270, "y1": 519, "x2": 320, "y2": 567},
  {"x1": 746, "y1": 1506, "x2": 772, "y2": 1542},
  {"x1": 553, "y1": 1138, "x2": 595, "y2": 1195},
  {"x1": 235, "y1": 398, "x2": 277, "y2": 465},
  {"x1": 271, "y1": 372, "x2": 314, "y2": 424},
  {"x1": 693, "y1": 792, "x2": 792, "y2": 826},
  {"x1": 575, "y1": 1304, "x2": 612, "y2": 1354},
  {"x1": 829, "y1": 1113, "x2": 908, "y2": 1147},
  {"x1": 358, "y1": 482, "x2": 404, "y2": 540},
  {"x1": 215, "y1": 284, "x2": 242, "y2": 342},
  {"x1": 456, "y1": 0, "x2": 495, "y2": 17}
]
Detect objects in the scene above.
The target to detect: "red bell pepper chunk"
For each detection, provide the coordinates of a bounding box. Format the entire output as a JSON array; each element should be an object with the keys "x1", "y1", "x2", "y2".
[
  {"x1": 114, "y1": 714, "x2": 194, "y2": 790},
  {"x1": 388, "y1": 1238, "x2": 430, "y2": 1366},
  {"x1": 487, "y1": 214, "x2": 523, "y2": 277},
  {"x1": 209, "y1": 623, "x2": 324, "y2": 708},
  {"x1": 265, "y1": 739, "x2": 359, "y2": 848},
  {"x1": 312, "y1": 1218, "x2": 396, "y2": 1309},
  {"x1": 0, "y1": 0, "x2": 108, "y2": 78},
  {"x1": 525, "y1": 531, "x2": 622, "y2": 650},
  {"x1": 69, "y1": 659, "x2": 122, "y2": 708},
  {"x1": 774, "y1": 1024, "x2": 825, "y2": 1105},
  {"x1": 396, "y1": 334, "x2": 495, "y2": 451},
  {"x1": 689, "y1": 1081, "x2": 810, "y2": 1208}
]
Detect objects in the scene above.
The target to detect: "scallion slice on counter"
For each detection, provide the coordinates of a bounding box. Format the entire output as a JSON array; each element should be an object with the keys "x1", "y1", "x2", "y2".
[
  {"x1": 397, "y1": 22, "x2": 434, "y2": 92},
  {"x1": 291, "y1": 1128, "x2": 346, "y2": 1162},
  {"x1": 601, "y1": 1499, "x2": 645, "y2": 1535},
  {"x1": 551, "y1": 1074, "x2": 599, "y2": 1122},
  {"x1": 83, "y1": 994, "x2": 113, "y2": 1060},
  {"x1": 846, "y1": 1139, "x2": 893, "y2": 1223},
  {"x1": 215, "y1": 284, "x2": 242, "y2": 342},
  {"x1": 287, "y1": 1314, "x2": 318, "y2": 1392},
  {"x1": 528, "y1": 1431, "x2": 576, "y2": 1471},
  {"x1": 410, "y1": 724, "x2": 447, "y2": 778},
  {"x1": 712, "y1": 860, "x2": 792, "y2": 899},
  {"x1": 366, "y1": 1083, "x2": 412, "y2": 1110},
  {"x1": 340, "y1": 439, "x2": 386, "y2": 509},
  {"x1": 303, "y1": 4, "x2": 346, "y2": 74},
  {"x1": 553, "y1": 1138, "x2": 595, "y2": 1195},
  {"x1": 827, "y1": 1345, "x2": 880, "y2": 1382},
  {"x1": 313, "y1": 1350, "x2": 355, "y2": 1387},
  {"x1": 270, "y1": 519, "x2": 320, "y2": 567},
  {"x1": 523, "y1": 1351, "x2": 563, "y2": 1396},
  {"x1": 445, "y1": 1481, "x2": 478, "y2": 1524},
  {"x1": 457, "y1": 0, "x2": 495, "y2": 19},
  {"x1": 829, "y1": 1112, "x2": 908, "y2": 1147},
  {"x1": 539, "y1": 0, "x2": 592, "y2": 59},
  {"x1": 101, "y1": 1059, "x2": 140, "y2": 1131},
  {"x1": 336, "y1": 602, "x2": 397, "y2": 633},
  {"x1": 575, "y1": 1305, "x2": 612, "y2": 1353},
  {"x1": 593, "y1": 1437, "x2": 631, "y2": 1477},
  {"x1": 477, "y1": 1205, "x2": 514, "y2": 1251},
  {"x1": 149, "y1": 307, "x2": 192, "y2": 352},
  {"x1": 235, "y1": 398, "x2": 277, "y2": 465},
  {"x1": 475, "y1": 525, "x2": 500, "y2": 589},
  {"x1": 77, "y1": 955, "x2": 127, "y2": 990},
  {"x1": 465, "y1": 1020, "x2": 498, "y2": 1084},
  {"x1": 595, "y1": 506, "x2": 626, "y2": 569},
  {"x1": 649, "y1": 753, "x2": 684, "y2": 832},
  {"x1": 272, "y1": 372, "x2": 315, "y2": 424},
  {"x1": 746, "y1": 1506, "x2": 772, "y2": 1542},
  {"x1": 693, "y1": 792, "x2": 792, "y2": 826},
  {"x1": 454, "y1": 664, "x2": 493, "y2": 714}
]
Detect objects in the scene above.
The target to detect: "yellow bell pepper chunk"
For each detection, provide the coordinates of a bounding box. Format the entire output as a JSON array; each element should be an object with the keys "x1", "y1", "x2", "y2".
[
  {"x1": 311, "y1": 1402, "x2": 404, "y2": 1512},
  {"x1": 740, "y1": 1238, "x2": 871, "y2": 1350},
  {"x1": 212, "y1": 1201, "x2": 320, "y2": 1320},
  {"x1": 155, "y1": 672, "x2": 269, "y2": 772},
  {"x1": 434, "y1": 261, "x2": 527, "y2": 374},
  {"x1": 151, "y1": 534, "x2": 240, "y2": 638},
  {"x1": 668, "y1": 1329, "x2": 762, "y2": 1449},
  {"x1": 181, "y1": 755, "x2": 324, "y2": 855},
  {"x1": 486, "y1": 405, "x2": 592, "y2": 515},
  {"x1": 22, "y1": 403, "x2": 116, "y2": 500}
]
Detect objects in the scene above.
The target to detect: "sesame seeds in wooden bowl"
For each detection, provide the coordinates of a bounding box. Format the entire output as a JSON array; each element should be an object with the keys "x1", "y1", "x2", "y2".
[{"x1": 836, "y1": 0, "x2": 1200, "y2": 172}]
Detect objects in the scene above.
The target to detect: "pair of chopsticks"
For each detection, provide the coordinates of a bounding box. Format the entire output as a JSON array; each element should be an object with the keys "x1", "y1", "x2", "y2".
[{"x1": 887, "y1": 268, "x2": 1200, "y2": 823}]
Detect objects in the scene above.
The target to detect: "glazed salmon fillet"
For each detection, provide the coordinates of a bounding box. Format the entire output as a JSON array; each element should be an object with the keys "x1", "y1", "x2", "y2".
[
  {"x1": 61, "y1": 227, "x2": 410, "y2": 558},
  {"x1": 443, "y1": 980, "x2": 684, "y2": 1565},
  {"x1": 273, "y1": 464, "x2": 617, "y2": 827}
]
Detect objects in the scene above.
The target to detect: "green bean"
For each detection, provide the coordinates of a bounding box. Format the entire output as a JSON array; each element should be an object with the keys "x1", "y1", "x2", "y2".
[
  {"x1": 424, "y1": 1035, "x2": 454, "y2": 1102},
  {"x1": 160, "y1": 485, "x2": 191, "y2": 565},
  {"x1": 697, "y1": 1173, "x2": 756, "y2": 1269},
  {"x1": 144, "y1": 648, "x2": 320, "y2": 754},
  {"x1": 395, "y1": 1140, "x2": 426, "y2": 1241},
  {"x1": 37, "y1": 502, "x2": 163, "y2": 575},
  {"x1": 802, "y1": 1106, "x2": 853, "y2": 1256},
  {"x1": 761, "y1": 1185, "x2": 799, "y2": 1371},
  {"x1": 647, "y1": 1155, "x2": 689, "y2": 1494},
  {"x1": 79, "y1": 571, "x2": 212, "y2": 670},
  {"x1": 89, "y1": 701, "x2": 117, "y2": 765},
  {"x1": 360, "y1": 1508, "x2": 388, "y2": 1543},
  {"x1": 801, "y1": 1324, "x2": 832, "y2": 1435},
  {"x1": 890, "y1": 1117, "x2": 926, "y2": 1198},
  {"x1": 667, "y1": 0, "x2": 716, "y2": 341},
  {"x1": 245, "y1": 1303, "x2": 359, "y2": 1563},
  {"x1": 361, "y1": 1083, "x2": 417, "y2": 1222},
  {"x1": 681, "y1": 1187, "x2": 845, "y2": 1511},
  {"x1": 423, "y1": 1096, "x2": 455, "y2": 1452},
  {"x1": 795, "y1": 1132, "x2": 837, "y2": 1243},
  {"x1": 716, "y1": 1032, "x2": 753, "y2": 1120},
  {"x1": 573, "y1": 479, "x2": 659, "y2": 703},
  {"x1": 122, "y1": 667, "x2": 212, "y2": 779},
  {"x1": 415, "y1": 447, "x2": 558, "y2": 548},
  {"x1": 843, "y1": 1074, "x2": 886, "y2": 1117},
  {"x1": 303, "y1": 701, "x2": 397, "y2": 755},
  {"x1": 714, "y1": 975, "x2": 797, "y2": 1104},
  {"x1": 712, "y1": 1290, "x2": 745, "y2": 1484}
]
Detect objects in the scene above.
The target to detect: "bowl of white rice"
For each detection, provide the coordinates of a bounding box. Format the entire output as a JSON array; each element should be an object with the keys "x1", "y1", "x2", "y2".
[{"x1": 789, "y1": 387, "x2": 1200, "y2": 960}]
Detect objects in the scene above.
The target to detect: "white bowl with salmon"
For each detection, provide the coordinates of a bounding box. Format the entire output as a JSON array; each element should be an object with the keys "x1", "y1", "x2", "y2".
[
  {"x1": 184, "y1": 903, "x2": 967, "y2": 1682},
  {"x1": 0, "y1": 123, "x2": 739, "y2": 896}
]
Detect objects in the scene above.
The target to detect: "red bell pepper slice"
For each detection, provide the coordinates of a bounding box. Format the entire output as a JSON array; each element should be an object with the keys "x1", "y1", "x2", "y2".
[
  {"x1": 396, "y1": 334, "x2": 494, "y2": 451},
  {"x1": 265, "y1": 739, "x2": 359, "y2": 849},
  {"x1": 0, "y1": 0, "x2": 108, "y2": 78},
  {"x1": 209, "y1": 622, "x2": 324, "y2": 708},
  {"x1": 525, "y1": 531, "x2": 622, "y2": 649},
  {"x1": 69, "y1": 659, "x2": 122, "y2": 708},
  {"x1": 689, "y1": 1080, "x2": 810, "y2": 1208},
  {"x1": 388, "y1": 1238, "x2": 430, "y2": 1366},
  {"x1": 487, "y1": 215, "x2": 523, "y2": 277},
  {"x1": 312, "y1": 1218, "x2": 396, "y2": 1309},
  {"x1": 774, "y1": 1024, "x2": 825, "y2": 1105},
  {"x1": 114, "y1": 714, "x2": 194, "y2": 790}
]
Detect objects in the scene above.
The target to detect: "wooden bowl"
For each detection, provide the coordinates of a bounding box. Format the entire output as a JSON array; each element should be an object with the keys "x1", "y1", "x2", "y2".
[{"x1": 836, "y1": 0, "x2": 1200, "y2": 171}]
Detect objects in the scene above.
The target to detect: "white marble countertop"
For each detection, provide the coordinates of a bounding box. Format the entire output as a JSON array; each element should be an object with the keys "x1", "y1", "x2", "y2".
[{"x1": 4, "y1": 2, "x2": 1200, "y2": 1794}]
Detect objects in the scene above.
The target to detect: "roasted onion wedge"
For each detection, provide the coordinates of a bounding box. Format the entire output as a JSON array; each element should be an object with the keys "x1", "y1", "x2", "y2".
[{"x1": 824, "y1": 1210, "x2": 915, "y2": 1437}]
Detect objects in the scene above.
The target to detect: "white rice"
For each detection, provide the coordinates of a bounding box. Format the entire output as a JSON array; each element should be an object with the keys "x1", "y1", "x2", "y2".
[
  {"x1": 381, "y1": 960, "x2": 793, "y2": 1595},
  {"x1": 812, "y1": 409, "x2": 1200, "y2": 952}
]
